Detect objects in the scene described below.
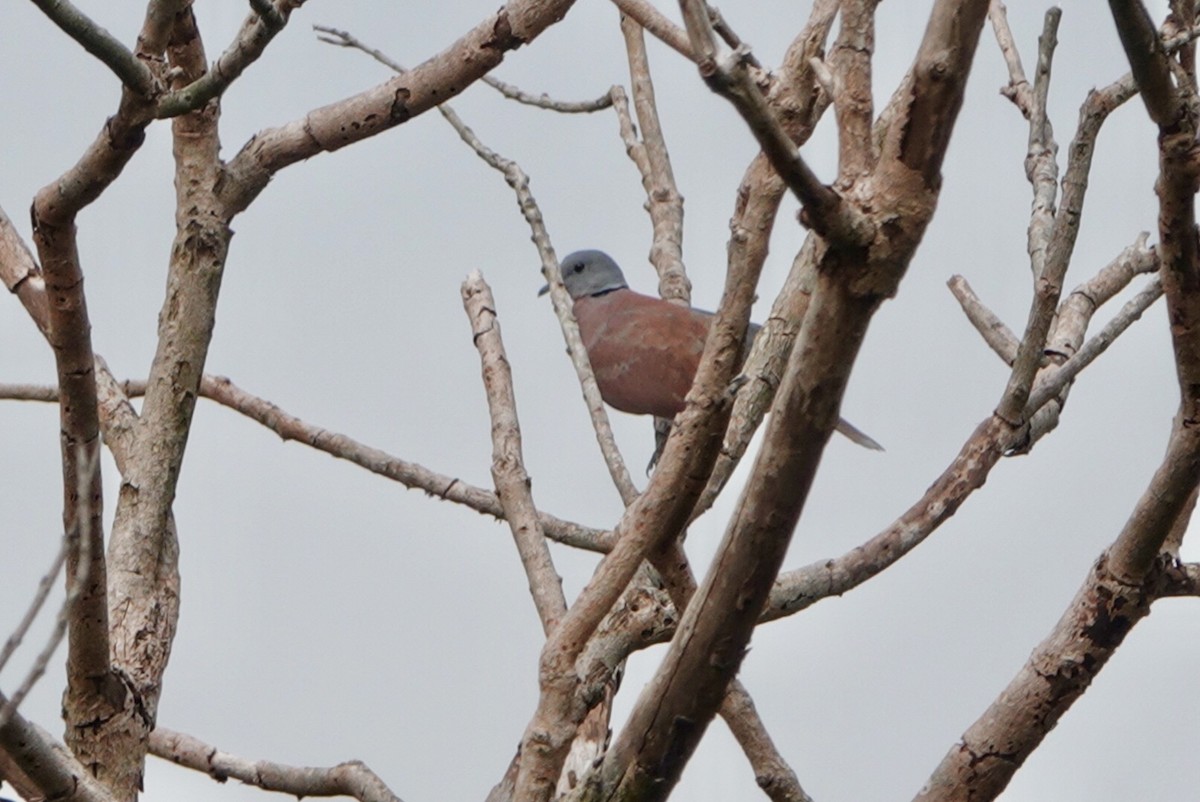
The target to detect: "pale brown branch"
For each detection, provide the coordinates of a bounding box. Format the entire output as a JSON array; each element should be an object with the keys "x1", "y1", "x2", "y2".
[
  {"x1": 0, "y1": 709, "x2": 118, "y2": 802},
  {"x1": 483, "y1": 75, "x2": 615, "y2": 112},
  {"x1": 996, "y1": 44, "x2": 1135, "y2": 425},
  {"x1": 31, "y1": 139, "x2": 112, "y2": 737},
  {"x1": 720, "y1": 684, "x2": 813, "y2": 802},
  {"x1": 677, "y1": 0, "x2": 869, "y2": 244},
  {"x1": 155, "y1": 0, "x2": 306, "y2": 117},
  {"x1": 0, "y1": 377, "x2": 612, "y2": 552},
  {"x1": 988, "y1": 0, "x2": 1033, "y2": 116},
  {"x1": 915, "y1": 552, "x2": 1174, "y2": 802},
  {"x1": 149, "y1": 728, "x2": 403, "y2": 802},
  {"x1": 463, "y1": 271, "x2": 568, "y2": 635},
  {"x1": 0, "y1": 541, "x2": 67, "y2": 677},
  {"x1": 644, "y1": 544, "x2": 813, "y2": 802},
  {"x1": 1045, "y1": 233, "x2": 1156, "y2": 360},
  {"x1": 875, "y1": 0, "x2": 990, "y2": 188},
  {"x1": 618, "y1": 15, "x2": 688, "y2": 302},
  {"x1": 1022, "y1": 9, "x2": 1061, "y2": 285},
  {"x1": 689, "y1": 3, "x2": 841, "y2": 514},
  {"x1": 0, "y1": 206, "x2": 48, "y2": 336},
  {"x1": 314, "y1": 26, "x2": 614, "y2": 114},
  {"x1": 767, "y1": 416, "x2": 1008, "y2": 620},
  {"x1": 609, "y1": 0, "x2": 694, "y2": 61},
  {"x1": 1108, "y1": 0, "x2": 1185, "y2": 126},
  {"x1": 29, "y1": 0, "x2": 156, "y2": 94},
  {"x1": 829, "y1": 0, "x2": 877, "y2": 180},
  {"x1": 0, "y1": 450, "x2": 97, "y2": 736},
  {"x1": 947, "y1": 275, "x2": 1020, "y2": 365},
  {"x1": 218, "y1": 0, "x2": 581, "y2": 216}
]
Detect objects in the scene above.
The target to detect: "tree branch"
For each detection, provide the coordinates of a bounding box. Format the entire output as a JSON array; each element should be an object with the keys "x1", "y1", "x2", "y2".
[
  {"x1": 29, "y1": 0, "x2": 156, "y2": 94},
  {"x1": 463, "y1": 271, "x2": 568, "y2": 635},
  {"x1": 608, "y1": 0, "x2": 694, "y2": 61},
  {"x1": 617, "y1": 15, "x2": 687, "y2": 302},
  {"x1": 149, "y1": 728, "x2": 403, "y2": 802},
  {"x1": 155, "y1": 0, "x2": 306, "y2": 118},
  {"x1": 947, "y1": 275, "x2": 1020, "y2": 364},
  {"x1": 0, "y1": 378, "x2": 612, "y2": 552},
  {"x1": 1108, "y1": 0, "x2": 1184, "y2": 127},
  {"x1": 0, "y1": 706, "x2": 118, "y2": 802},
  {"x1": 675, "y1": 0, "x2": 871, "y2": 245},
  {"x1": 218, "y1": 0, "x2": 581, "y2": 216}
]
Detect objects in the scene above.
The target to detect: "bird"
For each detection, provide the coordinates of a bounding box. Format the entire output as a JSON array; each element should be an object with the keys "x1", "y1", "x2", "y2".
[{"x1": 541, "y1": 249, "x2": 882, "y2": 450}]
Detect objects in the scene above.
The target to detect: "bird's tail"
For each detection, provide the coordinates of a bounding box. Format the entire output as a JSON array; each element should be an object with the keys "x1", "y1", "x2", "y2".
[{"x1": 836, "y1": 418, "x2": 884, "y2": 451}]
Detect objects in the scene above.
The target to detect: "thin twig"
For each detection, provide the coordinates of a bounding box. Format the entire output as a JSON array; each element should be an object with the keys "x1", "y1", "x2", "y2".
[
  {"x1": 989, "y1": 0, "x2": 1033, "y2": 115},
  {"x1": 0, "y1": 449, "x2": 96, "y2": 730},
  {"x1": 314, "y1": 26, "x2": 613, "y2": 113},
  {"x1": 0, "y1": 376, "x2": 612, "y2": 552},
  {"x1": 0, "y1": 542, "x2": 67, "y2": 674}
]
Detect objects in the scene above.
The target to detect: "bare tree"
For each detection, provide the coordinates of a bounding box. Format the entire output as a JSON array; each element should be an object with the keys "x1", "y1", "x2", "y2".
[{"x1": 1, "y1": 2, "x2": 1197, "y2": 802}]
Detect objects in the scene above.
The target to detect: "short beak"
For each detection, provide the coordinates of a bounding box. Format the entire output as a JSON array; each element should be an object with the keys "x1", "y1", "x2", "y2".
[{"x1": 537, "y1": 283, "x2": 551, "y2": 297}]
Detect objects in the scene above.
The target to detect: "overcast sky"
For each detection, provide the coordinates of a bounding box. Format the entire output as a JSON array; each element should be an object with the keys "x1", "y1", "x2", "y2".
[{"x1": 2, "y1": 2, "x2": 1198, "y2": 801}]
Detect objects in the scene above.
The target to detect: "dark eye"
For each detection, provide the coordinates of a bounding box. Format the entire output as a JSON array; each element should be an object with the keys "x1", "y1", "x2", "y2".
[{"x1": 572, "y1": 263, "x2": 584, "y2": 273}]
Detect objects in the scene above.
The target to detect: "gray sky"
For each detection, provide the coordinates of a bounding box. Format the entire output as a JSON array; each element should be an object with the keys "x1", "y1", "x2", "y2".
[{"x1": 2, "y1": 1, "x2": 1198, "y2": 801}]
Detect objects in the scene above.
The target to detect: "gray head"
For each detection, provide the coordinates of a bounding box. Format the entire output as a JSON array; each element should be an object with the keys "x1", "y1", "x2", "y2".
[{"x1": 541, "y1": 250, "x2": 629, "y2": 300}]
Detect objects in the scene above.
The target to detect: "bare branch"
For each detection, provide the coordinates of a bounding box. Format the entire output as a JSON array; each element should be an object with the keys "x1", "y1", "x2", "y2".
[
  {"x1": 720, "y1": 684, "x2": 813, "y2": 802},
  {"x1": 0, "y1": 450, "x2": 97, "y2": 735},
  {"x1": 155, "y1": 0, "x2": 306, "y2": 117},
  {"x1": 875, "y1": 0, "x2": 990, "y2": 188},
  {"x1": 766, "y1": 415, "x2": 1008, "y2": 620},
  {"x1": 1108, "y1": 0, "x2": 1185, "y2": 126},
  {"x1": 315, "y1": 26, "x2": 613, "y2": 113},
  {"x1": 915, "y1": 552, "x2": 1175, "y2": 802},
  {"x1": 989, "y1": 0, "x2": 1033, "y2": 115},
  {"x1": 30, "y1": 118, "x2": 113, "y2": 752},
  {"x1": 996, "y1": 44, "x2": 1135, "y2": 425},
  {"x1": 0, "y1": 707, "x2": 118, "y2": 802},
  {"x1": 829, "y1": 0, "x2": 878, "y2": 180},
  {"x1": 483, "y1": 76, "x2": 614, "y2": 112},
  {"x1": 692, "y1": 2, "x2": 841, "y2": 512},
  {"x1": 149, "y1": 728, "x2": 404, "y2": 802},
  {"x1": 676, "y1": 0, "x2": 870, "y2": 244},
  {"x1": 218, "y1": 0, "x2": 581, "y2": 216},
  {"x1": 463, "y1": 271, "x2": 568, "y2": 635},
  {"x1": 0, "y1": 376, "x2": 610, "y2": 552},
  {"x1": 618, "y1": 15, "x2": 688, "y2": 301},
  {"x1": 0, "y1": 205, "x2": 49, "y2": 336},
  {"x1": 1045, "y1": 233, "x2": 1157, "y2": 360},
  {"x1": 642, "y1": 544, "x2": 814, "y2": 802},
  {"x1": 29, "y1": 0, "x2": 156, "y2": 94},
  {"x1": 609, "y1": 0, "x2": 694, "y2": 61},
  {"x1": 947, "y1": 275, "x2": 1020, "y2": 364}
]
